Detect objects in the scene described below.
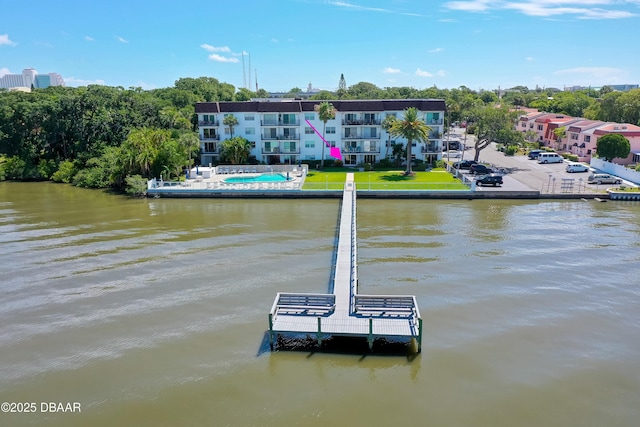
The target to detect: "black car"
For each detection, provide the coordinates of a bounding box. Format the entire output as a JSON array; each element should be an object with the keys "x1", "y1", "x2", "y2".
[
  {"x1": 476, "y1": 173, "x2": 503, "y2": 186},
  {"x1": 469, "y1": 164, "x2": 493, "y2": 175},
  {"x1": 453, "y1": 160, "x2": 477, "y2": 169},
  {"x1": 528, "y1": 150, "x2": 543, "y2": 159}
]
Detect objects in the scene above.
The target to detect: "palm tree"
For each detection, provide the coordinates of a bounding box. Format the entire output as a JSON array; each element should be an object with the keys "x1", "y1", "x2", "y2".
[
  {"x1": 381, "y1": 114, "x2": 397, "y2": 162},
  {"x1": 553, "y1": 126, "x2": 566, "y2": 151},
  {"x1": 389, "y1": 107, "x2": 432, "y2": 175},
  {"x1": 221, "y1": 136, "x2": 252, "y2": 165},
  {"x1": 314, "y1": 102, "x2": 337, "y2": 168},
  {"x1": 223, "y1": 114, "x2": 239, "y2": 139}
]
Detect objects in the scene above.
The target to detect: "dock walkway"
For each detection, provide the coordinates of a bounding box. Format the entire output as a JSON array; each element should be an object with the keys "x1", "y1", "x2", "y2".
[{"x1": 268, "y1": 174, "x2": 423, "y2": 352}]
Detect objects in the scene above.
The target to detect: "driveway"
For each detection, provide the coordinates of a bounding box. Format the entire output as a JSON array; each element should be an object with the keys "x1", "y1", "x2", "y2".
[{"x1": 448, "y1": 127, "x2": 620, "y2": 194}]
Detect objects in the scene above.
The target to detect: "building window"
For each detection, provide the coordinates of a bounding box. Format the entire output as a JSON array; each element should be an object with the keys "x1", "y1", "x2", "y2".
[
  {"x1": 305, "y1": 127, "x2": 314, "y2": 134},
  {"x1": 245, "y1": 127, "x2": 255, "y2": 135},
  {"x1": 305, "y1": 141, "x2": 315, "y2": 148},
  {"x1": 224, "y1": 127, "x2": 231, "y2": 135},
  {"x1": 250, "y1": 141, "x2": 256, "y2": 148},
  {"x1": 306, "y1": 154, "x2": 316, "y2": 160},
  {"x1": 305, "y1": 113, "x2": 315, "y2": 121},
  {"x1": 571, "y1": 133, "x2": 578, "y2": 140},
  {"x1": 537, "y1": 125, "x2": 543, "y2": 131},
  {"x1": 244, "y1": 114, "x2": 254, "y2": 121},
  {"x1": 521, "y1": 122, "x2": 526, "y2": 127},
  {"x1": 329, "y1": 141, "x2": 336, "y2": 148},
  {"x1": 584, "y1": 135, "x2": 591, "y2": 142},
  {"x1": 326, "y1": 126, "x2": 336, "y2": 134}
]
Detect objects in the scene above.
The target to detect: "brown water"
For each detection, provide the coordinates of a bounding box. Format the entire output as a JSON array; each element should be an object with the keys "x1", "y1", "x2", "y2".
[{"x1": 1, "y1": 182, "x2": 639, "y2": 427}]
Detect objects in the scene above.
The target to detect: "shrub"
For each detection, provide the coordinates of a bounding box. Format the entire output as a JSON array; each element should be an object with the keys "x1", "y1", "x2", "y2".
[
  {"x1": 333, "y1": 159, "x2": 343, "y2": 167},
  {"x1": 504, "y1": 145, "x2": 517, "y2": 156},
  {"x1": 72, "y1": 167, "x2": 109, "y2": 188},
  {"x1": 52, "y1": 160, "x2": 78, "y2": 183},
  {"x1": 363, "y1": 162, "x2": 373, "y2": 171},
  {"x1": 125, "y1": 174, "x2": 147, "y2": 197},
  {"x1": 434, "y1": 159, "x2": 446, "y2": 169},
  {"x1": 3, "y1": 156, "x2": 26, "y2": 180},
  {"x1": 413, "y1": 163, "x2": 427, "y2": 171},
  {"x1": 37, "y1": 159, "x2": 58, "y2": 180},
  {"x1": 376, "y1": 158, "x2": 393, "y2": 169}
]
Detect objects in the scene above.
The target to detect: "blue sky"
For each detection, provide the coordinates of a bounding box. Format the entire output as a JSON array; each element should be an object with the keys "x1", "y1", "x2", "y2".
[{"x1": 1, "y1": 0, "x2": 639, "y2": 91}]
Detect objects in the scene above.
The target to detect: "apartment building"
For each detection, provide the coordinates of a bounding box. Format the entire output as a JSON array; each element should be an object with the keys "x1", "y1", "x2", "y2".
[{"x1": 195, "y1": 99, "x2": 446, "y2": 166}]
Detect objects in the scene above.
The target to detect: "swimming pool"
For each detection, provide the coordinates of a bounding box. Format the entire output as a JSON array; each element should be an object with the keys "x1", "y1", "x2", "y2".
[{"x1": 223, "y1": 173, "x2": 290, "y2": 183}]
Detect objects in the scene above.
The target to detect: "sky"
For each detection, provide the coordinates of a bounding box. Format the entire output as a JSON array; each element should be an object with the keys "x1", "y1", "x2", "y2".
[{"x1": 1, "y1": 0, "x2": 640, "y2": 92}]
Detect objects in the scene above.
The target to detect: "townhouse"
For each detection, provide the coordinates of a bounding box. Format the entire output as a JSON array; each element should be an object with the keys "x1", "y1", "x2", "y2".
[
  {"x1": 517, "y1": 110, "x2": 640, "y2": 165},
  {"x1": 195, "y1": 99, "x2": 446, "y2": 166}
]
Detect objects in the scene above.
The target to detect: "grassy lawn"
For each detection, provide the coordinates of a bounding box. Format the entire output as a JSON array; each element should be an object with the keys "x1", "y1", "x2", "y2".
[{"x1": 302, "y1": 169, "x2": 468, "y2": 191}]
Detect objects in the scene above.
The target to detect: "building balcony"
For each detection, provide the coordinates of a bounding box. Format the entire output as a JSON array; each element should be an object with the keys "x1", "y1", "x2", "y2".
[
  {"x1": 341, "y1": 119, "x2": 381, "y2": 125},
  {"x1": 198, "y1": 120, "x2": 219, "y2": 126},
  {"x1": 260, "y1": 120, "x2": 301, "y2": 126},
  {"x1": 261, "y1": 146, "x2": 300, "y2": 154},
  {"x1": 421, "y1": 145, "x2": 440, "y2": 153},
  {"x1": 426, "y1": 118, "x2": 443, "y2": 125},
  {"x1": 202, "y1": 143, "x2": 220, "y2": 153},
  {"x1": 342, "y1": 134, "x2": 381, "y2": 139},
  {"x1": 342, "y1": 146, "x2": 380, "y2": 153},
  {"x1": 428, "y1": 132, "x2": 442, "y2": 139},
  {"x1": 200, "y1": 135, "x2": 220, "y2": 141},
  {"x1": 261, "y1": 134, "x2": 300, "y2": 140}
]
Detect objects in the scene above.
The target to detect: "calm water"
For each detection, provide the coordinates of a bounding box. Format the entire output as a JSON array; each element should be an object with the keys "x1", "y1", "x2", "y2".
[{"x1": 1, "y1": 182, "x2": 639, "y2": 427}]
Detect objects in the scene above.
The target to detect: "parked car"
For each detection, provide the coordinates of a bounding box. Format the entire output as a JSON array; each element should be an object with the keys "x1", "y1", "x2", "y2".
[
  {"x1": 476, "y1": 173, "x2": 503, "y2": 186},
  {"x1": 538, "y1": 152, "x2": 564, "y2": 164},
  {"x1": 469, "y1": 164, "x2": 494, "y2": 175},
  {"x1": 587, "y1": 174, "x2": 621, "y2": 185},
  {"x1": 528, "y1": 150, "x2": 544, "y2": 159},
  {"x1": 566, "y1": 162, "x2": 589, "y2": 173},
  {"x1": 453, "y1": 160, "x2": 477, "y2": 169}
]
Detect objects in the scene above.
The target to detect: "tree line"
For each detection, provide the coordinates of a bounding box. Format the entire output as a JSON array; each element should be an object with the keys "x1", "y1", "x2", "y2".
[{"x1": 1, "y1": 77, "x2": 638, "y2": 190}]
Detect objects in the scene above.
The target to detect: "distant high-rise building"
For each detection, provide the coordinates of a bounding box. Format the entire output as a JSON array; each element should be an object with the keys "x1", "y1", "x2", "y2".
[{"x1": 0, "y1": 68, "x2": 65, "y2": 89}]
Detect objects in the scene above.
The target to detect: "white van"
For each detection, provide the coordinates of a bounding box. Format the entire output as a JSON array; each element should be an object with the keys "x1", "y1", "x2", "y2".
[{"x1": 538, "y1": 152, "x2": 563, "y2": 164}]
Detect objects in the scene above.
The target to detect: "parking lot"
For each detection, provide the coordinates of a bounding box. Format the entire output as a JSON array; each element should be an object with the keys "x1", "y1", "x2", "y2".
[{"x1": 448, "y1": 128, "x2": 632, "y2": 194}]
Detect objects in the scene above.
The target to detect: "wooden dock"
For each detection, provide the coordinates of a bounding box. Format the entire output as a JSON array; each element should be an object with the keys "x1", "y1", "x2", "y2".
[{"x1": 268, "y1": 174, "x2": 423, "y2": 352}]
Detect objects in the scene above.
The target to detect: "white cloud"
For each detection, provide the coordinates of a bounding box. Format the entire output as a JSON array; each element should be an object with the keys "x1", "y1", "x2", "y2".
[
  {"x1": 444, "y1": 1, "x2": 637, "y2": 19},
  {"x1": 0, "y1": 67, "x2": 10, "y2": 77},
  {"x1": 526, "y1": 56, "x2": 535, "y2": 61},
  {"x1": 208, "y1": 53, "x2": 239, "y2": 63},
  {"x1": 200, "y1": 44, "x2": 230, "y2": 53},
  {"x1": 64, "y1": 77, "x2": 106, "y2": 87},
  {"x1": 416, "y1": 68, "x2": 447, "y2": 77},
  {"x1": 416, "y1": 68, "x2": 433, "y2": 77},
  {"x1": 383, "y1": 67, "x2": 401, "y2": 74},
  {"x1": 328, "y1": 1, "x2": 423, "y2": 16},
  {"x1": 444, "y1": 0, "x2": 492, "y2": 12},
  {"x1": 84, "y1": 36, "x2": 94, "y2": 41},
  {"x1": 271, "y1": 38, "x2": 279, "y2": 43},
  {"x1": 116, "y1": 36, "x2": 128, "y2": 43},
  {"x1": 0, "y1": 34, "x2": 16, "y2": 46},
  {"x1": 428, "y1": 47, "x2": 444, "y2": 53}
]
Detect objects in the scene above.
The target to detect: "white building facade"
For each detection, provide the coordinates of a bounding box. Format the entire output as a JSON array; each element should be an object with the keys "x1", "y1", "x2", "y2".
[
  {"x1": 195, "y1": 99, "x2": 446, "y2": 166},
  {"x1": 0, "y1": 68, "x2": 65, "y2": 89}
]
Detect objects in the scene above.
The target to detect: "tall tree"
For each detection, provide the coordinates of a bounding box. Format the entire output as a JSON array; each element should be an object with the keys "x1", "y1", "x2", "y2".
[
  {"x1": 553, "y1": 126, "x2": 567, "y2": 151},
  {"x1": 337, "y1": 74, "x2": 347, "y2": 99},
  {"x1": 223, "y1": 114, "x2": 239, "y2": 139},
  {"x1": 314, "y1": 102, "x2": 337, "y2": 168},
  {"x1": 381, "y1": 114, "x2": 397, "y2": 160},
  {"x1": 596, "y1": 133, "x2": 630, "y2": 162},
  {"x1": 221, "y1": 136, "x2": 252, "y2": 164},
  {"x1": 388, "y1": 107, "x2": 432, "y2": 175},
  {"x1": 469, "y1": 105, "x2": 520, "y2": 162}
]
